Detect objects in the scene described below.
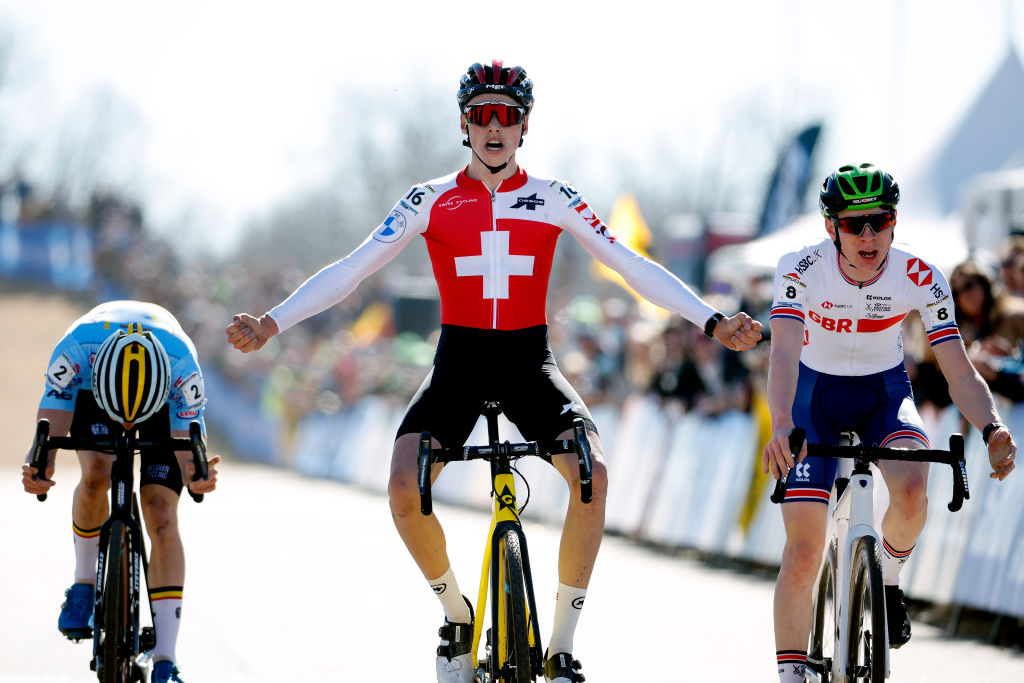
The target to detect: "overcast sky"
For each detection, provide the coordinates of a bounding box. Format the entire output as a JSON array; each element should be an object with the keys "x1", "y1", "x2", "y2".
[{"x1": 1, "y1": 0, "x2": 1022, "y2": 252}]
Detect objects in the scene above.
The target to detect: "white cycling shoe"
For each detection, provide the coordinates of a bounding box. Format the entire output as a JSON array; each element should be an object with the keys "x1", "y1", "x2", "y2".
[{"x1": 436, "y1": 597, "x2": 475, "y2": 683}]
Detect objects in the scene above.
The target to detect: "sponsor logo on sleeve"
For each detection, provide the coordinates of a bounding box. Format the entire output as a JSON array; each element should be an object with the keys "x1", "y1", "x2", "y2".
[
  {"x1": 573, "y1": 201, "x2": 615, "y2": 243},
  {"x1": 374, "y1": 210, "x2": 407, "y2": 243},
  {"x1": 794, "y1": 250, "x2": 822, "y2": 275},
  {"x1": 906, "y1": 258, "x2": 933, "y2": 287}
]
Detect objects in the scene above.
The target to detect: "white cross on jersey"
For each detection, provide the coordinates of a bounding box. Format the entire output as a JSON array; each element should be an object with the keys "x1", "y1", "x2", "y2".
[{"x1": 454, "y1": 231, "x2": 534, "y2": 299}]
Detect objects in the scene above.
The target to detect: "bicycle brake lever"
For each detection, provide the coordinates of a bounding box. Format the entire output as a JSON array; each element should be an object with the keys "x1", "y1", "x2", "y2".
[
  {"x1": 572, "y1": 418, "x2": 593, "y2": 504},
  {"x1": 418, "y1": 432, "x2": 433, "y2": 515},
  {"x1": 31, "y1": 419, "x2": 51, "y2": 502},
  {"x1": 770, "y1": 428, "x2": 806, "y2": 504},
  {"x1": 947, "y1": 433, "x2": 968, "y2": 512},
  {"x1": 187, "y1": 421, "x2": 207, "y2": 503}
]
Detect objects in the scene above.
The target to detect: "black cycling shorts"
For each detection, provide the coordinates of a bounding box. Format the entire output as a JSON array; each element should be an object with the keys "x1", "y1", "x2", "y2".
[
  {"x1": 70, "y1": 392, "x2": 184, "y2": 495},
  {"x1": 396, "y1": 324, "x2": 597, "y2": 449}
]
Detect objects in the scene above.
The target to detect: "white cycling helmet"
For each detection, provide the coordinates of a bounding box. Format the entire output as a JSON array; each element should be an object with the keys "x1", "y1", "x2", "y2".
[{"x1": 91, "y1": 324, "x2": 171, "y2": 427}]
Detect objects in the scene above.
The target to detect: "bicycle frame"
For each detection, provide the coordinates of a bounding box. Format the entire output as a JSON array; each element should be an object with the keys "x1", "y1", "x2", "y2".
[
  {"x1": 825, "y1": 443, "x2": 886, "y2": 682},
  {"x1": 418, "y1": 401, "x2": 593, "y2": 682}
]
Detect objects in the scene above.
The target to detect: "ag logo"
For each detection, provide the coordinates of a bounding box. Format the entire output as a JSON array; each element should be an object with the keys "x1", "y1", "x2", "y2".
[
  {"x1": 374, "y1": 210, "x2": 407, "y2": 243},
  {"x1": 431, "y1": 583, "x2": 447, "y2": 594},
  {"x1": 793, "y1": 462, "x2": 811, "y2": 479},
  {"x1": 571, "y1": 597, "x2": 585, "y2": 609}
]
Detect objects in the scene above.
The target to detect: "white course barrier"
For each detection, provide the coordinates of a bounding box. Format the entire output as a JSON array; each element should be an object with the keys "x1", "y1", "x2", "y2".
[{"x1": 281, "y1": 394, "x2": 1024, "y2": 618}]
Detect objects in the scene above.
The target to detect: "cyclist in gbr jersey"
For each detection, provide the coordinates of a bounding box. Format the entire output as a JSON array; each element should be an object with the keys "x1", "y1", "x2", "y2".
[
  {"x1": 762, "y1": 164, "x2": 1016, "y2": 683},
  {"x1": 226, "y1": 60, "x2": 762, "y2": 682},
  {"x1": 22, "y1": 300, "x2": 221, "y2": 683}
]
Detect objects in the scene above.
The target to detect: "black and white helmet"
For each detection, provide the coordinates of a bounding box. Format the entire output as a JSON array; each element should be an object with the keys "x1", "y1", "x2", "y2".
[{"x1": 91, "y1": 324, "x2": 171, "y2": 427}]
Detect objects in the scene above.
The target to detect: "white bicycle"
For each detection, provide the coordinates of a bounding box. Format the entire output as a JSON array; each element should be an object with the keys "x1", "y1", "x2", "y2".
[{"x1": 771, "y1": 428, "x2": 969, "y2": 683}]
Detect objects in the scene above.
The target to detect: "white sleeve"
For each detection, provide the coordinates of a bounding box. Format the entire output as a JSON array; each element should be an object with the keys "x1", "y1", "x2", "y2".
[
  {"x1": 554, "y1": 183, "x2": 718, "y2": 328},
  {"x1": 268, "y1": 201, "x2": 425, "y2": 333}
]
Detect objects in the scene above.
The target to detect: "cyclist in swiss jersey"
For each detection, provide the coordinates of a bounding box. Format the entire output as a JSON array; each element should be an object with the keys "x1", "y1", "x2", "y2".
[
  {"x1": 762, "y1": 164, "x2": 1017, "y2": 683},
  {"x1": 22, "y1": 300, "x2": 221, "y2": 683},
  {"x1": 226, "y1": 59, "x2": 762, "y2": 683}
]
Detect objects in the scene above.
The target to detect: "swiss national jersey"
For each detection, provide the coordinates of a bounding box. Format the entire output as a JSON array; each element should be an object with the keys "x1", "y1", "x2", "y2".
[
  {"x1": 268, "y1": 167, "x2": 717, "y2": 332},
  {"x1": 769, "y1": 238, "x2": 960, "y2": 376}
]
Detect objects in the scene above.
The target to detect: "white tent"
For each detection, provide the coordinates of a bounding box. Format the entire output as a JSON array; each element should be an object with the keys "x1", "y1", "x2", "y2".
[{"x1": 706, "y1": 212, "x2": 969, "y2": 289}]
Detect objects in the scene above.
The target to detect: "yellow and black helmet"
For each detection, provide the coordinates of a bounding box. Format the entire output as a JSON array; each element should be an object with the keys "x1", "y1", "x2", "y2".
[{"x1": 91, "y1": 324, "x2": 171, "y2": 427}]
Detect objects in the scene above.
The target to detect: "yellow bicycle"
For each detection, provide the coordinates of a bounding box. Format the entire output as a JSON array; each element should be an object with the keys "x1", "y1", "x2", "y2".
[{"x1": 418, "y1": 401, "x2": 593, "y2": 683}]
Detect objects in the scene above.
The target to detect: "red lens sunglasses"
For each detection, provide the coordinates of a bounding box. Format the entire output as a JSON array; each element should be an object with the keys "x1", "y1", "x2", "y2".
[
  {"x1": 464, "y1": 102, "x2": 526, "y2": 127},
  {"x1": 831, "y1": 211, "x2": 896, "y2": 236}
]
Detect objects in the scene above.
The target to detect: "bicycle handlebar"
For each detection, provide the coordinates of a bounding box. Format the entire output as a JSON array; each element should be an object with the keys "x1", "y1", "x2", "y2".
[
  {"x1": 29, "y1": 418, "x2": 210, "y2": 504},
  {"x1": 770, "y1": 427, "x2": 970, "y2": 512},
  {"x1": 417, "y1": 417, "x2": 595, "y2": 516}
]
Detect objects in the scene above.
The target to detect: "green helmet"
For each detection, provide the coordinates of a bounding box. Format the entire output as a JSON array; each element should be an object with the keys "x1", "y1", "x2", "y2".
[{"x1": 818, "y1": 163, "x2": 900, "y2": 217}]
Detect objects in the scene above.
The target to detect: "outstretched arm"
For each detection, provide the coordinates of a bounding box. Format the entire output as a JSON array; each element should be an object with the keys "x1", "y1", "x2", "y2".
[
  {"x1": 226, "y1": 211, "x2": 422, "y2": 353},
  {"x1": 933, "y1": 340, "x2": 1016, "y2": 480},
  {"x1": 562, "y1": 206, "x2": 762, "y2": 349}
]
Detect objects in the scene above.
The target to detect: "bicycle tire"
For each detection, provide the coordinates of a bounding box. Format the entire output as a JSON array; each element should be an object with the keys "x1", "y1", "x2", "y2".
[
  {"x1": 808, "y1": 540, "x2": 837, "y2": 682},
  {"x1": 99, "y1": 520, "x2": 132, "y2": 683},
  {"x1": 495, "y1": 529, "x2": 531, "y2": 683},
  {"x1": 846, "y1": 536, "x2": 886, "y2": 683}
]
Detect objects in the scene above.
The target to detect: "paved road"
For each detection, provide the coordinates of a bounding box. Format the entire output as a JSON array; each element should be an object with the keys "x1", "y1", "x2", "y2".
[{"x1": 3, "y1": 459, "x2": 1023, "y2": 682}]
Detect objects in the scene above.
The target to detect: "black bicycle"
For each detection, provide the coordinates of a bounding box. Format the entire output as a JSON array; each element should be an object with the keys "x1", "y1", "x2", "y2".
[
  {"x1": 418, "y1": 401, "x2": 593, "y2": 683},
  {"x1": 29, "y1": 418, "x2": 209, "y2": 683}
]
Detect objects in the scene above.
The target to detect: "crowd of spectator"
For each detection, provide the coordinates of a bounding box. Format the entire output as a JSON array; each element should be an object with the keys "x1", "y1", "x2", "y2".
[{"x1": 5, "y1": 176, "x2": 1024, "y2": 445}]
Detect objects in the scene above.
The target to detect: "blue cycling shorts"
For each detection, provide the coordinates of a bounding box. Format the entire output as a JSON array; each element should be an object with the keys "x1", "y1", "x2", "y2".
[{"x1": 783, "y1": 362, "x2": 929, "y2": 504}]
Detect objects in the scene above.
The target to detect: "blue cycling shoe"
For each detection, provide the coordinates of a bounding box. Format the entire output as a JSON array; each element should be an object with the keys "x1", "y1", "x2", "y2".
[
  {"x1": 152, "y1": 660, "x2": 185, "y2": 682},
  {"x1": 57, "y1": 583, "x2": 94, "y2": 641}
]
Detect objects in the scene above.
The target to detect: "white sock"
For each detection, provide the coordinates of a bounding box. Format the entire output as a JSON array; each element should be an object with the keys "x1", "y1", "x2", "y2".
[
  {"x1": 429, "y1": 567, "x2": 471, "y2": 623},
  {"x1": 72, "y1": 523, "x2": 101, "y2": 584},
  {"x1": 547, "y1": 582, "x2": 586, "y2": 656},
  {"x1": 777, "y1": 650, "x2": 807, "y2": 682},
  {"x1": 149, "y1": 587, "x2": 182, "y2": 662},
  {"x1": 881, "y1": 538, "x2": 914, "y2": 586}
]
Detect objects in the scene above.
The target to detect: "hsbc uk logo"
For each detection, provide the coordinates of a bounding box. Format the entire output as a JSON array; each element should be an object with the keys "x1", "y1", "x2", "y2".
[
  {"x1": 793, "y1": 462, "x2": 811, "y2": 480},
  {"x1": 820, "y1": 301, "x2": 835, "y2": 310},
  {"x1": 511, "y1": 193, "x2": 545, "y2": 210},
  {"x1": 906, "y1": 258, "x2": 933, "y2": 287}
]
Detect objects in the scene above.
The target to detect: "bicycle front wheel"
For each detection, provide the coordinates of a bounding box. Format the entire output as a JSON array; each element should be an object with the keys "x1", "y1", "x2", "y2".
[
  {"x1": 495, "y1": 529, "x2": 531, "y2": 683},
  {"x1": 808, "y1": 539, "x2": 837, "y2": 682},
  {"x1": 846, "y1": 536, "x2": 886, "y2": 683},
  {"x1": 98, "y1": 520, "x2": 132, "y2": 683}
]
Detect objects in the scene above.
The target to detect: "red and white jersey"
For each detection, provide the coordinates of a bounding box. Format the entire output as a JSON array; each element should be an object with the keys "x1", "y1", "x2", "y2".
[
  {"x1": 769, "y1": 238, "x2": 960, "y2": 375},
  {"x1": 269, "y1": 167, "x2": 717, "y2": 332}
]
